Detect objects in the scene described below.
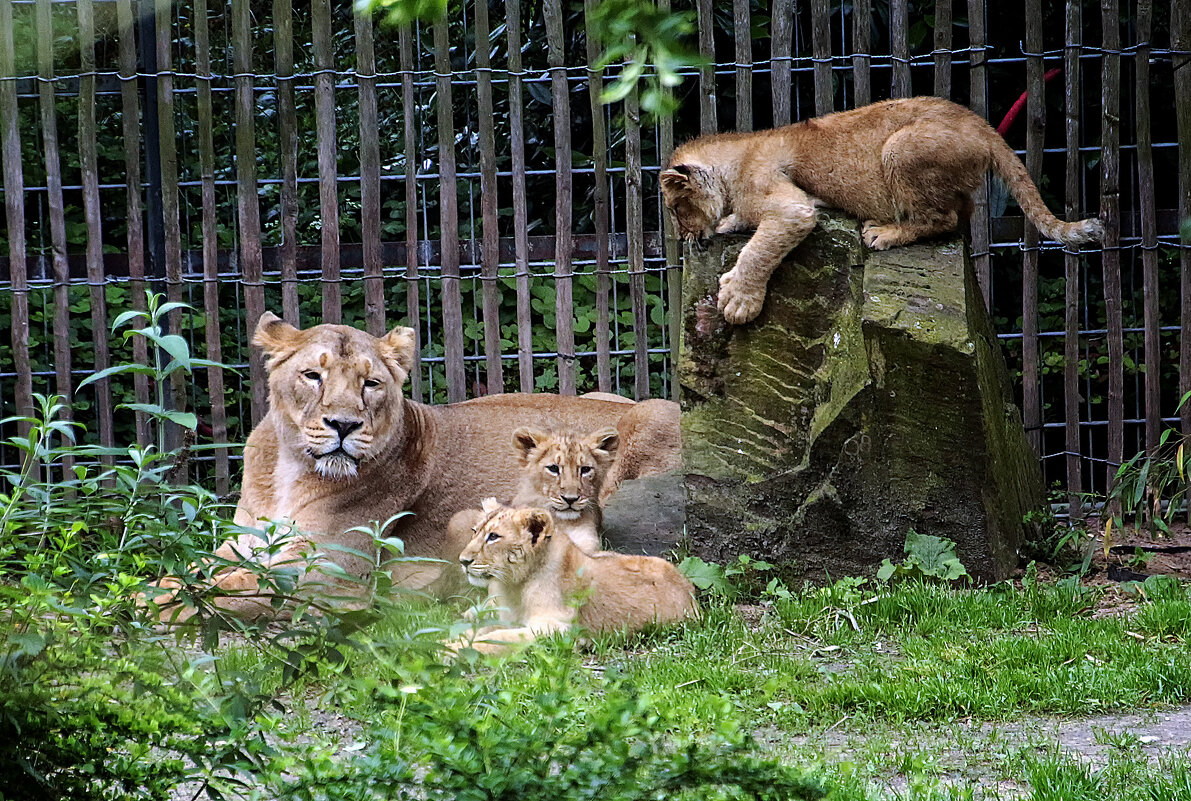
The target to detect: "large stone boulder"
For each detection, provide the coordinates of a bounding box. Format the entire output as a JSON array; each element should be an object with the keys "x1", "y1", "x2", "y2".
[{"x1": 679, "y1": 212, "x2": 1044, "y2": 583}]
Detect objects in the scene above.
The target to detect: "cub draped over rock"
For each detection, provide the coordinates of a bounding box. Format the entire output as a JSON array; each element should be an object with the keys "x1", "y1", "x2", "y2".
[
  {"x1": 449, "y1": 501, "x2": 698, "y2": 655},
  {"x1": 150, "y1": 313, "x2": 681, "y2": 622},
  {"x1": 660, "y1": 96, "x2": 1104, "y2": 324}
]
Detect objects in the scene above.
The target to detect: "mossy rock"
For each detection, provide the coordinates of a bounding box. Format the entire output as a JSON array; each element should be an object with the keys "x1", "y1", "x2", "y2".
[{"x1": 679, "y1": 212, "x2": 1043, "y2": 582}]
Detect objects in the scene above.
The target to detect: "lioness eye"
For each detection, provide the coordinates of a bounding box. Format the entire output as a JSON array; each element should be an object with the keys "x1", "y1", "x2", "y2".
[
  {"x1": 546, "y1": 464, "x2": 560, "y2": 475},
  {"x1": 302, "y1": 370, "x2": 321, "y2": 382},
  {"x1": 363, "y1": 378, "x2": 381, "y2": 389},
  {"x1": 486, "y1": 532, "x2": 500, "y2": 543},
  {"x1": 580, "y1": 466, "x2": 593, "y2": 476}
]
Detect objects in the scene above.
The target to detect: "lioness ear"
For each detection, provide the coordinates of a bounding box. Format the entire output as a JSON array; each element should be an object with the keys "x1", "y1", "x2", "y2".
[
  {"x1": 480, "y1": 497, "x2": 502, "y2": 514},
  {"x1": 585, "y1": 428, "x2": 620, "y2": 461},
  {"x1": 512, "y1": 427, "x2": 545, "y2": 463},
  {"x1": 253, "y1": 312, "x2": 303, "y2": 363},
  {"x1": 520, "y1": 509, "x2": 552, "y2": 545},
  {"x1": 379, "y1": 325, "x2": 417, "y2": 379}
]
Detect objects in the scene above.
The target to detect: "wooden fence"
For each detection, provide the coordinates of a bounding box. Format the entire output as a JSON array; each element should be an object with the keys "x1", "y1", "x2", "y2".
[{"x1": 0, "y1": 0, "x2": 1188, "y2": 512}]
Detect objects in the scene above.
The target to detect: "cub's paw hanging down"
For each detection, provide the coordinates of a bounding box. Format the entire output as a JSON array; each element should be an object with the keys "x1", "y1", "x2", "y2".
[{"x1": 661, "y1": 96, "x2": 1104, "y2": 324}]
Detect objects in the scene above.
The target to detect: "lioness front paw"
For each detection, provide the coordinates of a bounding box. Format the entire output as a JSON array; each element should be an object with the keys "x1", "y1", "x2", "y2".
[
  {"x1": 717, "y1": 270, "x2": 766, "y2": 324},
  {"x1": 861, "y1": 221, "x2": 903, "y2": 251}
]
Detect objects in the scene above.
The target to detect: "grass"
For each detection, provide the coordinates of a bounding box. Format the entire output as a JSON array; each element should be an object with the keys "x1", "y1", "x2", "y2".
[{"x1": 199, "y1": 573, "x2": 1191, "y2": 799}]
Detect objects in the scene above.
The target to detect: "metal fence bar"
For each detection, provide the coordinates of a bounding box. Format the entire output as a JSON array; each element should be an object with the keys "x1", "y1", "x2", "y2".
[
  {"x1": 36, "y1": 0, "x2": 73, "y2": 482},
  {"x1": 1101, "y1": 0, "x2": 1124, "y2": 505},
  {"x1": 584, "y1": 0, "x2": 613, "y2": 393},
  {"x1": 313, "y1": 0, "x2": 341, "y2": 324},
  {"x1": 275, "y1": 0, "x2": 299, "y2": 326},
  {"x1": 545, "y1": 0, "x2": 576, "y2": 395},
  {"x1": 433, "y1": 18, "x2": 465, "y2": 402},
  {"x1": 474, "y1": 0, "x2": 503, "y2": 394},
  {"x1": 1063, "y1": 0, "x2": 1084, "y2": 515},
  {"x1": 356, "y1": 8, "x2": 385, "y2": 336}
]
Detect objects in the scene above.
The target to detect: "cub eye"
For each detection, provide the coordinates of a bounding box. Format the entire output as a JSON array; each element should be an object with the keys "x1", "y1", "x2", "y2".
[
  {"x1": 485, "y1": 532, "x2": 500, "y2": 543},
  {"x1": 579, "y1": 465, "x2": 593, "y2": 476},
  {"x1": 302, "y1": 370, "x2": 321, "y2": 382},
  {"x1": 363, "y1": 378, "x2": 381, "y2": 389},
  {"x1": 545, "y1": 464, "x2": 560, "y2": 475}
]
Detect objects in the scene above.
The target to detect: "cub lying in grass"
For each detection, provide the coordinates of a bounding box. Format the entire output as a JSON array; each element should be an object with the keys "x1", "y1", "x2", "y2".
[
  {"x1": 660, "y1": 96, "x2": 1104, "y2": 324},
  {"x1": 448, "y1": 501, "x2": 698, "y2": 655}
]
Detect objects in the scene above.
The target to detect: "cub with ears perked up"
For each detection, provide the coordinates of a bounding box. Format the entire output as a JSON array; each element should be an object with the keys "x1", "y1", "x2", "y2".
[{"x1": 660, "y1": 96, "x2": 1104, "y2": 325}]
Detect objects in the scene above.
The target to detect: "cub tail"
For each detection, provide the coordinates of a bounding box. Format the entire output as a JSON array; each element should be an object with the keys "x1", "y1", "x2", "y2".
[{"x1": 988, "y1": 137, "x2": 1104, "y2": 248}]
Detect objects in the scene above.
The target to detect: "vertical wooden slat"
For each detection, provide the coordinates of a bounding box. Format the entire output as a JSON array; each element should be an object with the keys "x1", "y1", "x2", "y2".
[
  {"x1": 116, "y1": 0, "x2": 150, "y2": 447},
  {"x1": 475, "y1": 0, "x2": 503, "y2": 393},
  {"x1": 155, "y1": 0, "x2": 186, "y2": 452},
  {"x1": 584, "y1": 0, "x2": 613, "y2": 393},
  {"x1": 1136, "y1": 0, "x2": 1159, "y2": 453},
  {"x1": 1063, "y1": 0, "x2": 1083, "y2": 515},
  {"x1": 1021, "y1": 0, "x2": 1044, "y2": 455},
  {"x1": 544, "y1": 0, "x2": 576, "y2": 394},
  {"x1": 399, "y1": 27, "x2": 422, "y2": 401},
  {"x1": 434, "y1": 19, "x2": 466, "y2": 402},
  {"x1": 967, "y1": 0, "x2": 990, "y2": 302},
  {"x1": 696, "y1": 0, "x2": 716, "y2": 134},
  {"x1": 733, "y1": 0, "x2": 752, "y2": 131},
  {"x1": 232, "y1": 0, "x2": 265, "y2": 423},
  {"x1": 659, "y1": 0, "x2": 680, "y2": 401},
  {"x1": 356, "y1": 10, "x2": 385, "y2": 337},
  {"x1": 195, "y1": 0, "x2": 228, "y2": 494},
  {"x1": 625, "y1": 65, "x2": 647, "y2": 400},
  {"x1": 1172, "y1": 0, "x2": 1191, "y2": 515},
  {"x1": 37, "y1": 0, "x2": 73, "y2": 480},
  {"x1": 890, "y1": 0, "x2": 910, "y2": 97},
  {"x1": 771, "y1": 0, "x2": 793, "y2": 126},
  {"x1": 811, "y1": 0, "x2": 833, "y2": 115},
  {"x1": 78, "y1": 0, "x2": 113, "y2": 456},
  {"x1": 933, "y1": 0, "x2": 952, "y2": 98},
  {"x1": 506, "y1": 0, "x2": 533, "y2": 392},
  {"x1": 1101, "y1": 0, "x2": 1123, "y2": 498},
  {"x1": 852, "y1": 0, "x2": 871, "y2": 106},
  {"x1": 274, "y1": 0, "x2": 299, "y2": 325},
  {"x1": 312, "y1": 0, "x2": 341, "y2": 324}
]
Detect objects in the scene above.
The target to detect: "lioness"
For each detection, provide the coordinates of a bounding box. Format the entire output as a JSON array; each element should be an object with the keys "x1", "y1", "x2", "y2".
[
  {"x1": 660, "y1": 96, "x2": 1104, "y2": 324},
  {"x1": 450, "y1": 501, "x2": 698, "y2": 655},
  {"x1": 448, "y1": 426, "x2": 619, "y2": 556},
  {"x1": 154, "y1": 313, "x2": 680, "y2": 621}
]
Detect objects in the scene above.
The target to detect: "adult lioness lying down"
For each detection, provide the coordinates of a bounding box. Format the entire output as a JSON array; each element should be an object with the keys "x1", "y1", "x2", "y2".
[{"x1": 162, "y1": 313, "x2": 679, "y2": 621}]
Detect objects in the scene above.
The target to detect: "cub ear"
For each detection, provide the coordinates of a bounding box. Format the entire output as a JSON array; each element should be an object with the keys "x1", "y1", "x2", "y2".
[
  {"x1": 520, "y1": 509, "x2": 553, "y2": 545},
  {"x1": 660, "y1": 163, "x2": 708, "y2": 194},
  {"x1": 379, "y1": 325, "x2": 417, "y2": 380},
  {"x1": 253, "y1": 312, "x2": 303, "y2": 363},
  {"x1": 585, "y1": 427, "x2": 620, "y2": 461},
  {"x1": 480, "y1": 497, "x2": 502, "y2": 514},
  {"x1": 512, "y1": 427, "x2": 546, "y2": 463}
]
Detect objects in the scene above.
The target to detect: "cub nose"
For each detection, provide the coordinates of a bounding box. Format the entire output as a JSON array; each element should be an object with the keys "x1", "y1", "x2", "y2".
[
  {"x1": 459, "y1": 556, "x2": 473, "y2": 567},
  {"x1": 561, "y1": 494, "x2": 580, "y2": 507},
  {"x1": 324, "y1": 417, "x2": 363, "y2": 438}
]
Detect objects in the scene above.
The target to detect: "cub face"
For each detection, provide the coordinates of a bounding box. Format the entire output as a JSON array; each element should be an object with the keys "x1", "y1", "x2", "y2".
[
  {"x1": 253, "y1": 312, "x2": 417, "y2": 480},
  {"x1": 659, "y1": 163, "x2": 724, "y2": 243},
  {"x1": 512, "y1": 427, "x2": 619, "y2": 520},
  {"x1": 458, "y1": 501, "x2": 554, "y2": 588}
]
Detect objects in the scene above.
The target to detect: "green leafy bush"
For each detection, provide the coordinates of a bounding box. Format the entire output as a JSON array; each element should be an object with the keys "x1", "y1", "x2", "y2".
[{"x1": 876, "y1": 532, "x2": 969, "y2": 584}]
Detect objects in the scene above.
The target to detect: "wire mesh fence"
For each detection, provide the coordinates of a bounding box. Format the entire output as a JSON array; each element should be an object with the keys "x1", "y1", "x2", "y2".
[{"x1": 0, "y1": 0, "x2": 1188, "y2": 510}]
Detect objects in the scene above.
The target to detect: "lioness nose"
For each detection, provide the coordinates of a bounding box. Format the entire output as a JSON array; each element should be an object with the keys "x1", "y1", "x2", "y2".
[
  {"x1": 561, "y1": 495, "x2": 580, "y2": 506},
  {"x1": 324, "y1": 417, "x2": 363, "y2": 438},
  {"x1": 459, "y1": 556, "x2": 473, "y2": 567}
]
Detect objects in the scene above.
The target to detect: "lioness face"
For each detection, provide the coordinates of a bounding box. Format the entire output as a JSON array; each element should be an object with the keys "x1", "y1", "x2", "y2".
[
  {"x1": 512, "y1": 428, "x2": 618, "y2": 520},
  {"x1": 660, "y1": 163, "x2": 723, "y2": 243},
  {"x1": 458, "y1": 502, "x2": 553, "y2": 588},
  {"x1": 253, "y1": 312, "x2": 417, "y2": 480}
]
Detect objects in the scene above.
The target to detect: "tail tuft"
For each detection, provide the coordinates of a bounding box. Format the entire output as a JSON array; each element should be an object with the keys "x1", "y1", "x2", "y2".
[{"x1": 1056, "y1": 217, "x2": 1104, "y2": 249}]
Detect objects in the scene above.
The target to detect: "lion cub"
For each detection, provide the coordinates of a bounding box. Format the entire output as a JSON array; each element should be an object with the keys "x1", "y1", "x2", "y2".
[
  {"x1": 448, "y1": 426, "x2": 618, "y2": 556},
  {"x1": 449, "y1": 501, "x2": 697, "y2": 655},
  {"x1": 661, "y1": 96, "x2": 1104, "y2": 324}
]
